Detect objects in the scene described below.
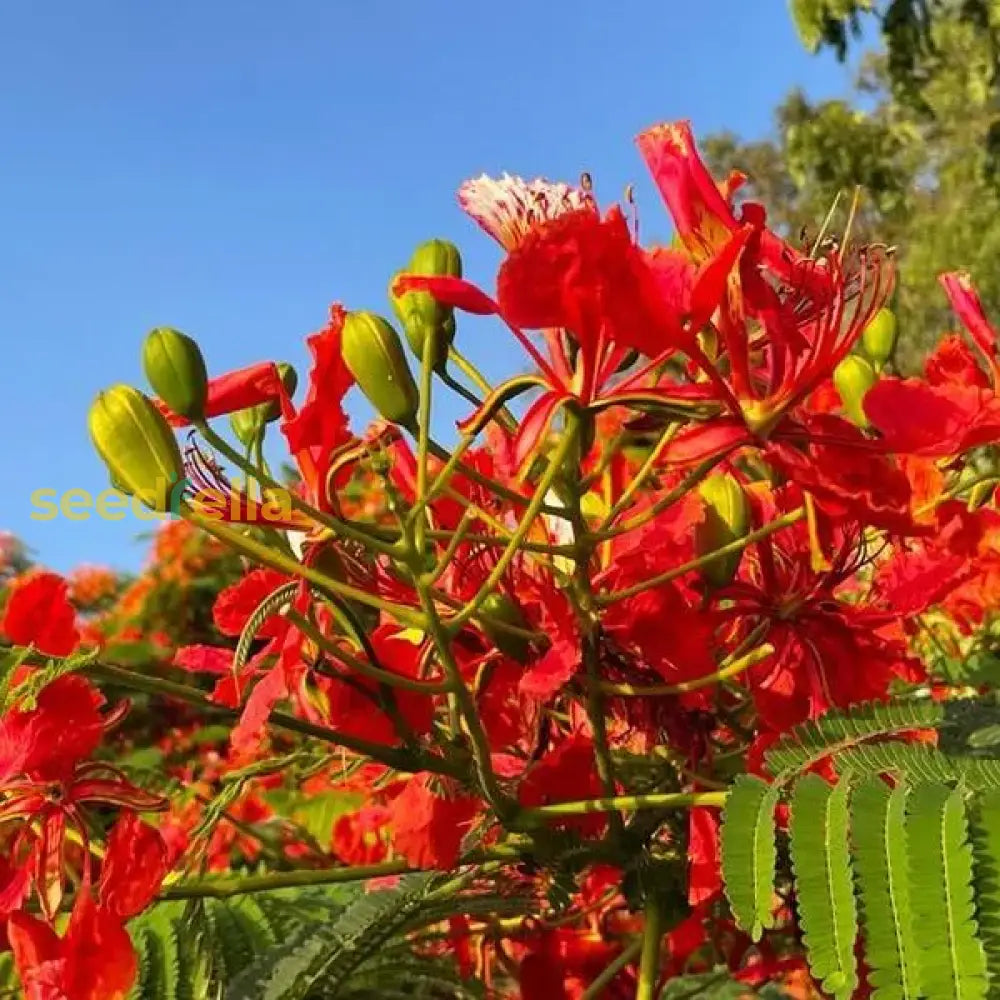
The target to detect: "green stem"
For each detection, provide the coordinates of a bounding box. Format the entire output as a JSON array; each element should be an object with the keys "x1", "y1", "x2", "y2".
[
  {"x1": 287, "y1": 610, "x2": 449, "y2": 693},
  {"x1": 413, "y1": 323, "x2": 438, "y2": 554},
  {"x1": 636, "y1": 895, "x2": 664, "y2": 1000},
  {"x1": 592, "y1": 450, "x2": 730, "y2": 541},
  {"x1": 159, "y1": 842, "x2": 527, "y2": 902},
  {"x1": 76, "y1": 658, "x2": 461, "y2": 776},
  {"x1": 184, "y1": 508, "x2": 426, "y2": 628},
  {"x1": 580, "y1": 938, "x2": 642, "y2": 1000},
  {"x1": 594, "y1": 640, "x2": 773, "y2": 697},
  {"x1": 597, "y1": 422, "x2": 679, "y2": 530},
  {"x1": 160, "y1": 859, "x2": 413, "y2": 900},
  {"x1": 597, "y1": 508, "x2": 805, "y2": 605},
  {"x1": 417, "y1": 586, "x2": 510, "y2": 817},
  {"x1": 518, "y1": 791, "x2": 727, "y2": 821},
  {"x1": 562, "y1": 408, "x2": 624, "y2": 841},
  {"x1": 196, "y1": 422, "x2": 400, "y2": 557},
  {"x1": 446, "y1": 423, "x2": 576, "y2": 631},
  {"x1": 425, "y1": 510, "x2": 475, "y2": 587}
]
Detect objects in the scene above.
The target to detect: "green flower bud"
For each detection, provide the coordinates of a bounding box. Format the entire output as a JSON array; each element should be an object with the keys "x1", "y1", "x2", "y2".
[
  {"x1": 230, "y1": 407, "x2": 265, "y2": 448},
  {"x1": 860, "y1": 308, "x2": 898, "y2": 371},
  {"x1": 142, "y1": 327, "x2": 208, "y2": 420},
  {"x1": 341, "y1": 311, "x2": 419, "y2": 428},
  {"x1": 230, "y1": 363, "x2": 299, "y2": 446},
  {"x1": 694, "y1": 473, "x2": 750, "y2": 588},
  {"x1": 478, "y1": 592, "x2": 532, "y2": 663},
  {"x1": 257, "y1": 362, "x2": 299, "y2": 425},
  {"x1": 390, "y1": 239, "x2": 462, "y2": 369},
  {"x1": 89, "y1": 385, "x2": 184, "y2": 512},
  {"x1": 833, "y1": 355, "x2": 878, "y2": 428}
]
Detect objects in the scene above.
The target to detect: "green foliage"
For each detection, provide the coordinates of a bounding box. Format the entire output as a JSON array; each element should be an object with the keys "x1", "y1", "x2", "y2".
[
  {"x1": 850, "y1": 777, "x2": 920, "y2": 999},
  {"x1": 720, "y1": 702, "x2": 1000, "y2": 998},
  {"x1": 907, "y1": 783, "x2": 988, "y2": 999},
  {"x1": 706, "y1": 9, "x2": 1000, "y2": 369},
  {"x1": 971, "y1": 790, "x2": 1000, "y2": 988},
  {"x1": 721, "y1": 775, "x2": 780, "y2": 940},
  {"x1": 127, "y1": 876, "x2": 499, "y2": 1000},
  {"x1": 785, "y1": 1, "x2": 998, "y2": 117},
  {"x1": 789, "y1": 0, "x2": 876, "y2": 57},
  {"x1": 226, "y1": 875, "x2": 435, "y2": 1000},
  {"x1": 658, "y1": 967, "x2": 793, "y2": 998},
  {"x1": 789, "y1": 775, "x2": 858, "y2": 998},
  {"x1": 763, "y1": 700, "x2": 944, "y2": 779}
]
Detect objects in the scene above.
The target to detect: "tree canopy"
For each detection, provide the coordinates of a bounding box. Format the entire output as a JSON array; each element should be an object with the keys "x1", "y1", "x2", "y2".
[{"x1": 707, "y1": 2, "x2": 1000, "y2": 368}]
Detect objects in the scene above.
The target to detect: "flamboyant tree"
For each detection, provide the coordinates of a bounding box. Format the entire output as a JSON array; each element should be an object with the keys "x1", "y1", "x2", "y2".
[{"x1": 4, "y1": 118, "x2": 1000, "y2": 1000}]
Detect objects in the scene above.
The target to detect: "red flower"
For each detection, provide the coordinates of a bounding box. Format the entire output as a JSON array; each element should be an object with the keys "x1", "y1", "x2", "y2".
[
  {"x1": 0, "y1": 676, "x2": 104, "y2": 785},
  {"x1": 496, "y1": 207, "x2": 685, "y2": 358},
  {"x1": 0, "y1": 678, "x2": 164, "y2": 921},
  {"x1": 518, "y1": 734, "x2": 608, "y2": 836},
  {"x1": 715, "y1": 494, "x2": 921, "y2": 731},
  {"x1": 96, "y1": 812, "x2": 168, "y2": 921},
  {"x1": 393, "y1": 160, "x2": 741, "y2": 473},
  {"x1": 157, "y1": 361, "x2": 294, "y2": 427},
  {"x1": 687, "y1": 806, "x2": 721, "y2": 906},
  {"x1": 388, "y1": 774, "x2": 480, "y2": 869},
  {"x1": 764, "y1": 414, "x2": 916, "y2": 533},
  {"x1": 8, "y1": 813, "x2": 166, "y2": 1000},
  {"x1": 925, "y1": 334, "x2": 991, "y2": 390},
  {"x1": 2, "y1": 573, "x2": 80, "y2": 657},
  {"x1": 212, "y1": 568, "x2": 290, "y2": 638},
  {"x1": 634, "y1": 120, "x2": 894, "y2": 465},
  {"x1": 865, "y1": 272, "x2": 1000, "y2": 456},
  {"x1": 636, "y1": 119, "x2": 831, "y2": 302},
  {"x1": 322, "y1": 626, "x2": 437, "y2": 746},
  {"x1": 280, "y1": 304, "x2": 356, "y2": 506},
  {"x1": 9, "y1": 895, "x2": 136, "y2": 1000}
]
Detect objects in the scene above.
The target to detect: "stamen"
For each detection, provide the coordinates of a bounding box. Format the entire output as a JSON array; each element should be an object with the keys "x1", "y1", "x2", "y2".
[{"x1": 457, "y1": 173, "x2": 597, "y2": 251}]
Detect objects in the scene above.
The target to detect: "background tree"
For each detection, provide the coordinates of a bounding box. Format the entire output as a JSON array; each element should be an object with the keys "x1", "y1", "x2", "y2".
[{"x1": 708, "y1": 4, "x2": 1000, "y2": 368}]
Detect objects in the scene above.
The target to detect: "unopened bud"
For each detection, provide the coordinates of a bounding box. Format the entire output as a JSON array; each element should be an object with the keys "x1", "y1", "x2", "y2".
[
  {"x1": 230, "y1": 407, "x2": 265, "y2": 448},
  {"x1": 861, "y1": 308, "x2": 897, "y2": 371},
  {"x1": 694, "y1": 473, "x2": 750, "y2": 588},
  {"x1": 88, "y1": 385, "x2": 184, "y2": 511},
  {"x1": 479, "y1": 592, "x2": 532, "y2": 663},
  {"x1": 833, "y1": 355, "x2": 877, "y2": 428},
  {"x1": 341, "y1": 311, "x2": 419, "y2": 428},
  {"x1": 390, "y1": 239, "x2": 462, "y2": 369},
  {"x1": 228, "y1": 362, "x2": 296, "y2": 445},
  {"x1": 258, "y1": 362, "x2": 298, "y2": 424},
  {"x1": 142, "y1": 327, "x2": 208, "y2": 421}
]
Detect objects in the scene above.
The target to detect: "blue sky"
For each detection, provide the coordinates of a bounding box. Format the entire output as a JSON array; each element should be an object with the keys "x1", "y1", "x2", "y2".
[{"x1": 0, "y1": 1, "x2": 864, "y2": 572}]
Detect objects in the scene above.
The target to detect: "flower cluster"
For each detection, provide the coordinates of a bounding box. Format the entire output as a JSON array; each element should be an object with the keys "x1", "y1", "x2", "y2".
[{"x1": 4, "y1": 118, "x2": 1000, "y2": 998}]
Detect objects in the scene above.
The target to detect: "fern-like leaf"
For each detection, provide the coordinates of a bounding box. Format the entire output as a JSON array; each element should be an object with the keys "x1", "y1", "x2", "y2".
[
  {"x1": 788, "y1": 774, "x2": 858, "y2": 999},
  {"x1": 721, "y1": 774, "x2": 779, "y2": 941},
  {"x1": 835, "y1": 743, "x2": 1000, "y2": 792},
  {"x1": 970, "y1": 788, "x2": 1000, "y2": 994},
  {"x1": 765, "y1": 701, "x2": 944, "y2": 779},
  {"x1": 907, "y1": 783, "x2": 988, "y2": 999},
  {"x1": 850, "y1": 777, "x2": 920, "y2": 999},
  {"x1": 128, "y1": 886, "x2": 357, "y2": 999},
  {"x1": 224, "y1": 874, "x2": 433, "y2": 1000},
  {"x1": 838, "y1": 742, "x2": 962, "y2": 785}
]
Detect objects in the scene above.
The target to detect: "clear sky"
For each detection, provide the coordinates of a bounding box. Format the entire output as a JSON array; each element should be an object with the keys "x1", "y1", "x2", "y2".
[{"x1": 0, "y1": 1, "x2": 862, "y2": 572}]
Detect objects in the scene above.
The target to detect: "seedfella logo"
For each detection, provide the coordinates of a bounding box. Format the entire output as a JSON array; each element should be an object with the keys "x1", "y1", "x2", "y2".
[{"x1": 29, "y1": 479, "x2": 297, "y2": 523}]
